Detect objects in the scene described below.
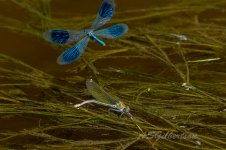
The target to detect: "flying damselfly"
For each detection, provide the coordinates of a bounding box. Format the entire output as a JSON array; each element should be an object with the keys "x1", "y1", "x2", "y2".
[{"x1": 43, "y1": 0, "x2": 128, "y2": 65}]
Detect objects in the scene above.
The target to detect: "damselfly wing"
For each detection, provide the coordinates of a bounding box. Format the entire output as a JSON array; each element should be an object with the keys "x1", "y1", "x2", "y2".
[
  {"x1": 43, "y1": 0, "x2": 128, "y2": 65},
  {"x1": 86, "y1": 79, "x2": 119, "y2": 105}
]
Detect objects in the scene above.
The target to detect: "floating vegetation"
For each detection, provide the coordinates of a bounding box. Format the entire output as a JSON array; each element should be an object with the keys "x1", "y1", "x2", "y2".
[{"x1": 0, "y1": 0, "x2": 226, "y2": 149}]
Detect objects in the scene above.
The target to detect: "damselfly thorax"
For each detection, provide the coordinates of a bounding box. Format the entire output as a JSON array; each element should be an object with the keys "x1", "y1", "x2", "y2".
[
  {"x1": 87, "y1": 31, "x2": 106, "y2": 46},
  {"x1": 115, "y1": 101, "x2": 127, "y2": 110},
  {"x1": 113, "y1": 101, "x2": 131, "y2": 117}
]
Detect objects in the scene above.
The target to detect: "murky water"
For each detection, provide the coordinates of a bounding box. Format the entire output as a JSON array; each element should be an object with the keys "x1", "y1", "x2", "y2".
[
  {"x1": 0, "y1": 0, "x2": 179, "y2": 74},
  {"x1": 1, "y1": 0, "x2": 226, "y2": 149}
]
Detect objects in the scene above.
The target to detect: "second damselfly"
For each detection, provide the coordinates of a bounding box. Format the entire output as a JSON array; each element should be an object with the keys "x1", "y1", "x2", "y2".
[{"x1": 74, "y1": 79, "x2": 132, "y2": 118}]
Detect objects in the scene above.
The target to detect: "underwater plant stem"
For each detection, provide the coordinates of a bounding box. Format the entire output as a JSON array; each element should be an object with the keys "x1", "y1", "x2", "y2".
[
  {"x1": 146, "y1": 35, "x2": 186, "y2": 82},
  {"x1": 129, "y1": 117, "x2": 154, "y2": 147},
  {"x1": 177, "y1": 46, "x2": 190, "y2": 84}
]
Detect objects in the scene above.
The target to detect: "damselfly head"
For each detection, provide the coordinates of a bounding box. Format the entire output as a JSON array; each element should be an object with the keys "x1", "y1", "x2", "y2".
[{"x1": 86, "y1": 31, "x2": 93, "y2": 37}]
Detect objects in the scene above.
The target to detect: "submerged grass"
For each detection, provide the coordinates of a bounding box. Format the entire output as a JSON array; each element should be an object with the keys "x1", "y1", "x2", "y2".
[{"x1": 0, "y1": 0, "x2": 226, "y2": 149}]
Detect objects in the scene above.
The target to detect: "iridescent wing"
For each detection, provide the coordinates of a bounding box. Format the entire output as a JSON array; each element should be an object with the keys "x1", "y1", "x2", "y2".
[
  {"x1": 94, "y1": 24, "x2": 128, "y2": 38},
  {"x1": 43, "y1": 30, "x2": 86, "y2": 44},
  {"x1": 57, "y1": 37, "x2": 90, "y2": 64},
  {"x1": 91, "y1": 0, "x2": 115, "y2": 30},
  {"x1": 86, "y1": 79, "x2": 119, "y2": 105}
]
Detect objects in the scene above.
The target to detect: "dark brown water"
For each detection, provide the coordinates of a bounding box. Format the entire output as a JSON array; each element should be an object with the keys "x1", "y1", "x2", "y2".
[
  {"x1": 0, "y1": 0, "x2": 178, "y2": 75},
  {"x1": 1, "y1": 0, "x2": 226, "y2": 149}
]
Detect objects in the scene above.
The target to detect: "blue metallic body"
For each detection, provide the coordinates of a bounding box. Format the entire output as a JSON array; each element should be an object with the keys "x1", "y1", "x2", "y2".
[{"x1": 88, "y1": 32, "x2": 106, "y2": 46}]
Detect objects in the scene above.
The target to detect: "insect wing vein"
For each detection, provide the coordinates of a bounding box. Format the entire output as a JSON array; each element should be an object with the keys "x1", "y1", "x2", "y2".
[
  {"x1": 94, "y1": 24, "x2": 128, "y2": 39},
  {"x1": 91, "y1": 0, "x2": 115, "y2": 30},
  {"x1": 86, "y1": 79, "x2": 118, "y2": 105},
  {"x1": 43, "y1": 30, "x2": 86, "y2": 44},
  {"x1": 57, "y1": 37, "x2": 90, "y2": 64}
]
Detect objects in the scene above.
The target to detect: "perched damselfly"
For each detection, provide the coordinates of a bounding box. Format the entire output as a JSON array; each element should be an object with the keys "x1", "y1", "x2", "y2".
[{"x1": 74, "y1": 79, "x2": 132, "y2": 118}]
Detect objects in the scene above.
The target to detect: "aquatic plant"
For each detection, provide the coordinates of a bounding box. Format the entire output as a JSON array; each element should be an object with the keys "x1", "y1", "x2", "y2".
[{"x1": 0, "y1": 0, "x2": 226, "y2": 149}]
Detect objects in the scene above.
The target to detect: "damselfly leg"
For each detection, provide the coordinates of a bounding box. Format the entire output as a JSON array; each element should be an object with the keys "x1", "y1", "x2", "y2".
[{"x1": 108, "y1": 108, "x2": 122, "y2": 116}]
